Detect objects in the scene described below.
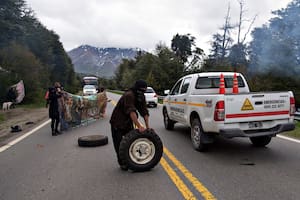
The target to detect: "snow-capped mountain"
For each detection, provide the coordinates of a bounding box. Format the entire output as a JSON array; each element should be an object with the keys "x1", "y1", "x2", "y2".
[{"x1": 68, "y1": 45, "x2": 140, "y2": 78}]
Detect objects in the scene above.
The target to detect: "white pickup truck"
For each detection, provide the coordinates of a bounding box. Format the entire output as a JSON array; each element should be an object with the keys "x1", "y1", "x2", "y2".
[{"x1": 162, "y1": 72, "x2": 295, "y2": 151}]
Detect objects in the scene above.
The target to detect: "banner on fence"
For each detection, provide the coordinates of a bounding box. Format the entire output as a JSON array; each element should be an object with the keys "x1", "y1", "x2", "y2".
[
  {"x1": 59, "y1": 92, "x2": 102, "y2": 130},
  {"x1": 7, "y1": 80, "x2": 25, "y2": 103}
]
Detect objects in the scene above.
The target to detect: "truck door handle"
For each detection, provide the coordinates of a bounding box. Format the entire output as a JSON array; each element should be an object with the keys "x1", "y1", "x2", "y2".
[
  {"x1": 183, "y1": 98, "x2": 186, "y2": 101},
  {"x1": 174, "y1": 99, "x2": 177, "y2": 101}
]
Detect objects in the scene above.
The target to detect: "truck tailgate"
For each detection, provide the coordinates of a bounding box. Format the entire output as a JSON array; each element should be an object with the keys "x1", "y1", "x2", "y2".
[{"x1": 224, "y1": 92, "x2": 291, "y2": 123}]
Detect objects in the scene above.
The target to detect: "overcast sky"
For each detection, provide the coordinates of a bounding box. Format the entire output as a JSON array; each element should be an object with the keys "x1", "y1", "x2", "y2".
[{"x1": 25, "y1": 0, "x2": 292, "y2": 54}]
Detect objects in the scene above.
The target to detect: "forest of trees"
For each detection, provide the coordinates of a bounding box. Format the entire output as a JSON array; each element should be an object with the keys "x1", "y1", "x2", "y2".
[
  {"x1": 0, "y1": 0, "x2": 81, "y2": 104},
  {"x1": 109, "y1": 0, "x2": 300, "y2": 106},
  {"x1": 1, "y1": 0, "x2": 300, "y2": 106}
]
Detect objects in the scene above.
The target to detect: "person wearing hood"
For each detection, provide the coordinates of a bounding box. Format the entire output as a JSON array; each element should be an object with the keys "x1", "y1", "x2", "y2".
[
  {"x1": 110, "y1": 80, "x2": 150, "y2": 170},
  {"x1": 48, "y1": 82, "x2": 63, "y2": 136}
]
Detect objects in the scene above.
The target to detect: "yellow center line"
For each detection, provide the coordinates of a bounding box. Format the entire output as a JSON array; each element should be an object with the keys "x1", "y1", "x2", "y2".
[
  {"x1": 110, "y1": 98, "x2": 216, "y2": 200},
  {"x1": 160, "y1": 157, "x2": 197, "y2": 200},
  {"x1": 164, "y1": 148, "x2": 217, "y2": 200}
]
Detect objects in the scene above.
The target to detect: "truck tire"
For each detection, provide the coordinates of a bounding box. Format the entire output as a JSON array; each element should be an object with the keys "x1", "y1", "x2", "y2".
[
  {"x1": 78, "y1": 135, "x2": 108, "y2": 147},
  {"x1": 250, "y1": 136, "x2": 272, "y2": 147},
  {"x1": 119, "y1": 129, "x2": 163, "y2": 172},
  {"x1": 191, "y1": 118, "x2": 208, "y2": 152},
  {"x1": 163, "y1": 108, "x2": 175, "y2": 130}
]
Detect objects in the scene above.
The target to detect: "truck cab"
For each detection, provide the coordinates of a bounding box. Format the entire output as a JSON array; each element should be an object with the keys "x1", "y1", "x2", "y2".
[{"x1": 164, "y1": 72, "x2": 250, "y2": 124}]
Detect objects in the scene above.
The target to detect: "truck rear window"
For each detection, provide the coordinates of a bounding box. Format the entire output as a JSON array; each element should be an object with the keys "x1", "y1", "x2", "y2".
[{"x1": 195, "y1": 76, "x2": 245, "y2": 89}]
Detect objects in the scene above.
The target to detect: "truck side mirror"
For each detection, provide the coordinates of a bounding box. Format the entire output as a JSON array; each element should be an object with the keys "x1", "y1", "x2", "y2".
[{"x1": 164, "y1": 90, "x2": 170, "y2": 95}]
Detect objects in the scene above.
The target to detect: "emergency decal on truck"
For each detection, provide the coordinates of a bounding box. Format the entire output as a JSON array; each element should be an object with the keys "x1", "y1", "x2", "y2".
[
  {"x1": 263, "y1": 100, "x2": 285, "y2": 109},
  {"x1": 241, "y1": 98, "x2": 254, "y2": 111}
]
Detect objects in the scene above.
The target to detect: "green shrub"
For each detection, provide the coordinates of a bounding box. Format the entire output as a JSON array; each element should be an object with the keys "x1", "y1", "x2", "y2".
[{"x1": 0, "y1": 113, "x2": 5, "y2": 122}]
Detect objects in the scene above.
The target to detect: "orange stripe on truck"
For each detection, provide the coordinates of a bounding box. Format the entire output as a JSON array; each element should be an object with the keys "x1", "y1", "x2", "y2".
[{"x1": 166, "y1": 101, "x2": 206, "y2": 107}]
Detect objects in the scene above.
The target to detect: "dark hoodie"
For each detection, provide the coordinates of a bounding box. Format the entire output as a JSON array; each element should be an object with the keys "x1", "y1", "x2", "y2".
[{"x1": 110, "y1": 80, "x2": 149, "y2": 131}]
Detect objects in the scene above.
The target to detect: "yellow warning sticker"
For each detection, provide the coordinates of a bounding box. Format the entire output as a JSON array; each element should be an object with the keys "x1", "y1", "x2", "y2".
[{"x1": 241, "y1": 98, "x2": 254, "y2": 111}]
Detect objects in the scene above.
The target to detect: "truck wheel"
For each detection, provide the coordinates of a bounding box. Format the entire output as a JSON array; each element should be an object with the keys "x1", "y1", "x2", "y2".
[
  {"x1": 78, "y1": 135, "x2": 108, "y2": 147},
  {"x1": 250, "y1": 136, "x2": 272, "y2": 147},
  {"x1": 191, "y1": 118, "x2": 208, "y2": 152},
  {"x1": 119, "y1": 129, "x2": 163, "y2": 172},
  {"x1": 163, "y1": 108, "x2": 175, "y2": 130}
]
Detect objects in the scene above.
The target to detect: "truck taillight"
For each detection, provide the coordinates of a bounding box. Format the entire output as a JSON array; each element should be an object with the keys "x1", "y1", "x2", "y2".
[
  {"x1": 290, "y1": 97, "x2": 295, "y2": 116},
  {"x1": 214, "y1": 100, "x2": 225, "y2": 121}
]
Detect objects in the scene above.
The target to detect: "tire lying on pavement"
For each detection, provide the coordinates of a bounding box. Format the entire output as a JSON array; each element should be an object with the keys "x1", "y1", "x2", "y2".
[
  {"x1": 119, "y1": 129, "x2": 163, "y2": 172},
  {"x1": 78, "y1": 135, "x2": 108, "y2": 147}
]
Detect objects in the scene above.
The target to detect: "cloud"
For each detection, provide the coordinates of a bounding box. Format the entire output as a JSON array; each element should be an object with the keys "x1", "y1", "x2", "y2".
[{"x1": 26, "y1": 0, "x2": 291, "y2": 53}]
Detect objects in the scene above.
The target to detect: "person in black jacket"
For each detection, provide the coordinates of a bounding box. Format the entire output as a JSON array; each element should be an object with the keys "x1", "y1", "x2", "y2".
[
  {"x1": 48, "y1": 82, "x2": 62, "y2": 136},
  {"x1": 110, "y1": 80, "x2": 150, "y2": 170}
]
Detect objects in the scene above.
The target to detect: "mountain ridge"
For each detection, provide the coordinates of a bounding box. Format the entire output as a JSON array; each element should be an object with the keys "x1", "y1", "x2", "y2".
[{"x1": 67, "y1": 45, "x2": 140, "y2": 78}]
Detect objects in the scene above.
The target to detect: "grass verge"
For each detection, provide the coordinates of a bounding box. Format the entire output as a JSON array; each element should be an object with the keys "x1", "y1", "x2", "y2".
[
  {"x1": 108, "y1": 89, "x2": 124, "y2": 95},
  {"x1": 281, "y1": 120, "x2": 300, "y2": 140},
  {"x1": 14, "y1": 100, "x2": 46, "y2": 109},
  {"x1": 0, "y1": 113, "x2": 5, "y2": 123}
]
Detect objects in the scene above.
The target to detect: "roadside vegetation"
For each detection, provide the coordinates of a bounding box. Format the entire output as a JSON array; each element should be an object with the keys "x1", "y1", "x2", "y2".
[
  {"x1": 0, "y1": 113, "x2": 5, "y2": 123},
  {"x1": 0, "y1": 0, "x2": 81, "y2": 105},
  {"x1": 101, "y1": 0, "x2": 300, "y2": 109},
  {"x1": 1, "y1": 0, "x2": 300, "y2": 133},
  {"x1": 107, "y1": 90, "x2": 124, "y2": 95},
  {"x1": 16, "y1": 102, "x2": 45, "y2": 109},
  {"x1": 282, "y1": 121, "x2": 300, "y2": 139}
]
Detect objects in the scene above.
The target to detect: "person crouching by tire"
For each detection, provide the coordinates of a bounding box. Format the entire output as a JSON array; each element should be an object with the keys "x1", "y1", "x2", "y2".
[{"x1": 110, "y1": 80, "x2": 150, "y2": 170}]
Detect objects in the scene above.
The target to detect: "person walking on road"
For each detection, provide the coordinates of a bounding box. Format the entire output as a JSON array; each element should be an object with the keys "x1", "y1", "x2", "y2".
[
  {"x1": 110, "y1": 80, "x2": 150, "y2": 170},
  {"x1": 48, "y1": 82, "x2": 63, "y2": 136}
]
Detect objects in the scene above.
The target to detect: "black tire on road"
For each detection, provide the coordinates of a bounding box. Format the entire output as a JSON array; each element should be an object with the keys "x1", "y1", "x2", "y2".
[
  {"x1": 119, "y1": 129, "x2": 163, "y2": 172},
  {"x1": 250, "y1": 136, "x2": 272, "y2": 147},
  {"x1": 78, "y1": 135, "x2": 108, "y2": 147},
  {"x1": 163, "y1": 108, "x2": 175, "y2": 130},
  {"x1": 191, "y1": 118, "x2": 208, "y2": 152}
]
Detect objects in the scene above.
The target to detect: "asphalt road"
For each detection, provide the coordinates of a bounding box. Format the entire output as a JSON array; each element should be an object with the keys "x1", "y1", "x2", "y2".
[{"x1": 0, "y1": 92, "x2": 300, "y2": 200}]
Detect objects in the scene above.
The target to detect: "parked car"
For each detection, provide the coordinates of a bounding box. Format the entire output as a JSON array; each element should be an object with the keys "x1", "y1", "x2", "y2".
[
  {"x1": 144, "y1": 87, "x2": 158, "y2": 107},
  {"x1": 83, "y1": 85, "x2": 97, "y2": 96}
]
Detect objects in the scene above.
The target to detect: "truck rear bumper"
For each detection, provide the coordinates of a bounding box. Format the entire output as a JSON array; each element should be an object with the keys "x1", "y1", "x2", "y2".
[{"x1": 219, "y1": 123, "x2": 295, "y2": 138}]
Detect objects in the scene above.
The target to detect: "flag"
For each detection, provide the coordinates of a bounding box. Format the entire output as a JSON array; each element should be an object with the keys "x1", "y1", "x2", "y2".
[{"x1": 11, "y1": 80, "x2": 25, "y2": 103}]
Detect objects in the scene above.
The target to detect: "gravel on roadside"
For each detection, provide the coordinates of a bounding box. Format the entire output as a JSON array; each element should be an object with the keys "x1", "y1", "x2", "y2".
[{"x1": 0, "y1": 107, "x2": 49, "y2": 145}]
